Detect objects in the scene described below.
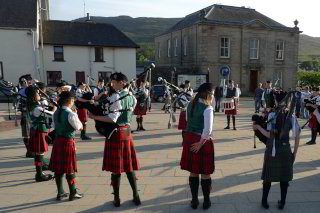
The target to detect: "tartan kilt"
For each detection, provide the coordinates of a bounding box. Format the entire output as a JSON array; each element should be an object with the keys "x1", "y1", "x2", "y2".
[
  {"x1": 224, "y1": 104, "x2": 237, "y2": 115},
  {"x1": 134, "y1": 101, "x2": 147, "y2": 116},
  {"x1": 178, "y1": 111, "x2": 187, "y2": 130},
  {"x1": 49, "y1": 137, "x2": 77, "y2": 174},
  {"x1": 180, "y1": 132, "x2": 215, "y2": 175},
  {"x1": 308, "y1": 115, "x2": 317, "y2": 129},
  {"x1": 28, "y1": 129, "x2": 48, "y2": 153},
  {"x1": 77, "y1": 108, "x2": 88, "y2": 123},
  {"x1": 261, "y1": 142, "x2": 293, "y2": 182},
  {"x1": 20, "y1": 112, "x2": 30, "y2": 138},
  {"x1": 102, "y1": 126, "x2": 140, "y2": 173}
]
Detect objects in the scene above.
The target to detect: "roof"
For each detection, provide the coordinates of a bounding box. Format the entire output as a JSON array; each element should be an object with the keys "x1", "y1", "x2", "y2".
[
  {"x1": 162, "y1": 4, "x2": 294, "y2": 35},
  {"x1": 0, "y1": 0, "x2": 37, "y2": 29},
  {"x1": 42, "y1": 20, "x2": 139, "y2": 48}
]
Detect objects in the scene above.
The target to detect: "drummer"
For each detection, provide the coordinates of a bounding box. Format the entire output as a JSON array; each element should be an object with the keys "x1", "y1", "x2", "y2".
[{"x1": 224, "y1": 80, "x2": 237, "y2": 130}]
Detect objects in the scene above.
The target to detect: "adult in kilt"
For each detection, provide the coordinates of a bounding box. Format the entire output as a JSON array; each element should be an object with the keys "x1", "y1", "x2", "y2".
[
  {"x1": 134, "y1": 80, "x2": 148, "y2": 131},
  {"x1": 49, "y1": 91, "x2": 84, "y2": 201},
  {"x1": 76, "y1": 82, "x2": 94, "y2": 140},
  {"x1": 89, "y1": 72, "x2": 141, "y2": 207},
  {"x1": 180, "y1": 83, "x2": 215, "y2": 210},
  {"x1": 305, "y1": 90, "x2": 320, "y2": 145},
  {"x1": 224, "y1": 80, "x2": 238, "y2": 130},
  {"x1": 26, "y1": 86, "x2": 55, "y2": 182},
  {"x1": 253, "y1": 108, "x2": 300, "y2": 210}
]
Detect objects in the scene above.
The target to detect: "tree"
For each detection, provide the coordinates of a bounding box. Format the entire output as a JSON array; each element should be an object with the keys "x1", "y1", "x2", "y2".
[
  {"x1": 297, "y1": 71, "x2": 320, "y2": 87},
  {"x1": 136, "y1": 43, "x2": 155, "y2": 64}
]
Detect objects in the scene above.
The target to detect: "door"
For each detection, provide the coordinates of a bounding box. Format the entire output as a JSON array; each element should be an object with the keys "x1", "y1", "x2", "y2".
[
  {"x1": 76, "y1": 71, "x2": 85, "y2": 85},
  {"x1": 249, "y1": 70, "x2": 258, "y2": 93}
]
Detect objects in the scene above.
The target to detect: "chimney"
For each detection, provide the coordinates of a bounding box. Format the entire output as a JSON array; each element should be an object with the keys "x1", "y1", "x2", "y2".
[{"x1": 86, "y1": 13, "x2": 90, "y2": 21}]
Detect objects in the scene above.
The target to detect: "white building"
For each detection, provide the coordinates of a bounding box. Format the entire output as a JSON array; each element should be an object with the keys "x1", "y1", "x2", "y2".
[{"x1": 0, "y1": 0, "x2": 138, "y2": 86}]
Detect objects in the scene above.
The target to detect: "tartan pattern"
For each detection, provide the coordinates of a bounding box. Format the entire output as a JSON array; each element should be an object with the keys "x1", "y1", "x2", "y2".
[
  {"x1": 134, "y1": 100, "x2": 147, "y2": 115},
  {"x1": 180, "y1": 132, "x2": 215, "y2": 175},
  {"x1": 49, "y1": 137, "x2": 77, "y2": 174},
  {"x1": 20, "y1": 112, "x2": 30, "y2": 138},
  {"x1": 28, "y1": 129, "x2": 48, "y2": 153},
  {"x1": 102, "y1": 126, "x2": 140, "y2": 174},
  {"x1": 308, "y1": 115, "x2": 317, "y2": 129},
  {"x1": 178, "y1": 111, "x2": 187, "y2": 130},
  {"x1": 261, "y1": 140, "x2": 293, "y2": 182},
  {"x1": 224, "y1": 103, "x2": 237, "y2": 115},
  {"x1": 77, "y1": 108, "x2": 88, "y2": 123}
]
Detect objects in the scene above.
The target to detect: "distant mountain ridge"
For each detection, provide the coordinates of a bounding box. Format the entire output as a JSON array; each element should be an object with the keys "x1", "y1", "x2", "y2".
[{"x1": 74, "y1": 16, "x2": 320, "y2": 61}]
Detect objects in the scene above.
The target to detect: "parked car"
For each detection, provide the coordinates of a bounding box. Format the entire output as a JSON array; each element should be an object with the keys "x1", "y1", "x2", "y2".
[{"x1": 151, "y1": 85, "x2": 166, "y2": 102}]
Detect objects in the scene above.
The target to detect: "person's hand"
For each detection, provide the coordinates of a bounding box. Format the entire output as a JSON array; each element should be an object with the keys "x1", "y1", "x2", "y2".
[
  {"x1": 88, "y1": 112, "x2": 95, "y2": 120},
  {"x1": 89, "y1": 100, "x2": 95, "y2": 104},
  {"x1": 252, "y1": 124, "x2": 259, "y2": 131},
  {"x1": 190, "y1": 142, "x2": 203, "y2": 153},
  {"x1": 72, "y1": 107, "x2": 77, "y2": 113}
]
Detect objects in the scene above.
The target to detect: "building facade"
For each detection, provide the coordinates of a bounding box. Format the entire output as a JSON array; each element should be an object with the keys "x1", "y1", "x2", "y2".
[{"x1": 155, "y1": 5, "x2": 300, "y2": 94}]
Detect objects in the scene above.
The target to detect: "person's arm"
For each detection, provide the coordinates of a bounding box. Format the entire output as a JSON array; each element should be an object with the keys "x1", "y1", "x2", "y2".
[
  {"x1": 254, "y1": 125, "x2": 271, "y2": 138},
  {"x1": 313, "y1": 108, "x2": 320, "y2": 123},
  {"x1": 68, "y1": 112, "x2": 83, "y2": 130},
  {"x1": 89, "y1": 94, "x2": 121, "y2": 123},
  {"x1": 33, "y1": 106, "x2": 54, "y2": 118}
]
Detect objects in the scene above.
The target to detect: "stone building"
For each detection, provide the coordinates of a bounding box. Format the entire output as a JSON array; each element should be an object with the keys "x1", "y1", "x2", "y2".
[{"x1": 155, "y1": 4, "x2": 301, "y2": 94}]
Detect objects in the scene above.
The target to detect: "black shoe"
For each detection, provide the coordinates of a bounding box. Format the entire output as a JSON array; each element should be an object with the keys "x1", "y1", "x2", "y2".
[
  {"x1": 133, "y1": 195, "x2": 141, "y2": 206},
  {"x1": 113, "y1": 196, "x2": 121, "y2": 207},
  {"x1": 190, "y1": 199, "x2": 199, "y2": 209},
  {"x1": 56, "y1": 192, "x2": 69, "y2": 201},
  {"x1": 224, "y1": 126, "x2": 230, "y2": 129},
  {"x1": 277, "y1": 200, "x2": 285, "y2": 210},
  {"x1": 261, "y1": 201, "x2": 269, "y2": 209},
  {"x1": 69, "y1": 189, "x2": 83, "y2": 201},
  {"x1": 26, "y1": 151, "x2": 34, "y2": 158},
  {"x1": 306, "y1": 141, "x2": 316, "y2": 145},
  {"x1": 35, "y1": 173, "x2": 53, "y2": 182},
  {"x1": 42, "y1": 163, "x2": 49, "y2": 171},
  {"x1": 233, "y1": 127, "x2": 237, "y2": 130},
  {"x1": 81, "y1": 135, "x2": 92, "y2": 140},
  {"x1": 203, "y1": 200, "x2": 211, "y2": 210}
]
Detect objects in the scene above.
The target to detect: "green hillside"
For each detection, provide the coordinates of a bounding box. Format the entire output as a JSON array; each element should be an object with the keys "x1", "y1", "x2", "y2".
[{"x1": 299, "y1": 34, "x2": 320, "y2": 61}]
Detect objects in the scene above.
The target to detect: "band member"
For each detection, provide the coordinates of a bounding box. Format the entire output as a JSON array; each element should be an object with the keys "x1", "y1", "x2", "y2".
[
  {"x1": 214, "y1": 80, "x2": 224, "y2": 112},
  {"x1": 180, "y1": 83, "x2": 215, "y2": 210},
  {"x1": 262, "y1": 80, "x2": 275, "y2": 109},
  {"x1": 177, "y1": 84, "x2": 192, "y2": 141},
  {"x1": 306, "y1": 88, "x2": 320, "y2": 145},
  {"x1": 253, "y1": 101, "x2": 300, "y2": 210},
  {"x1": 146, "y1": 81, "x2": 152, "y2": 112},
  {"x1": 93, "y1": 78, "x2": 108, "y2": 101},
  {"x1": 76, "y1": 82, "x2": 94, "y2": 140},
  {"x1": 254, "y1": 83, "x2": 264, "y2": 113},
  {"x1": 17, "y1": 75, "x2": 33, "y2": 158},
  {"x1": 235, "y1": 84, "x2": 241, "y2": 106},
  {"x1": 49, "y1": 91, "x2": 84, "y2": 201},
  {"x1": 27, "y1": 86, "x2": 55, "y2": 182},
  {"x1": 224, "y1": 80, "x2": 237, "y2": 130},
  {"x1": 185, "y1": 80, "x2": 193, "y2": 96},
  {"x1": 134, "y1": 80, "x2": 148, "y2": 131},
  {"x1": 89, "y1": 72, "x2": 141, "y2": 207}
]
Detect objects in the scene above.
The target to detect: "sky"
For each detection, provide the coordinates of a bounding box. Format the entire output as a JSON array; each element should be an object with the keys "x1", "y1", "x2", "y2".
[{"x1": 50, "y1": 0, "x2": 320, "y2": 37}]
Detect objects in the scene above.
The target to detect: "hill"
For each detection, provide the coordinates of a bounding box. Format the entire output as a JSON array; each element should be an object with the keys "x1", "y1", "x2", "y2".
[{"x1": 75, "y1": 16, "x2": 320, "y2": 61}]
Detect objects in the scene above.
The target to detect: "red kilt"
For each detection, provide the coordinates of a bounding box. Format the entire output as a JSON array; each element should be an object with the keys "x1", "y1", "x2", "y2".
[
  {"x1": 77, "y1": 108, "x2": 88, "y2": 123},
  {"x1": 102, "y1": 126, "x2": 140, "y2": 174},
  {"x1": 308, "y1": 115, "x2": 317, "y2": 129},
  {"x1": 225, "y1": 104, "x2": 237, "y2": 115},
  {"x1": 134, "y1": 101, "x2": 147, "y2": 116},
  {"x1": 49, "y1": 137, "x2": 77, "y2": 174},
  {"x1": 28, "y1": 129, "x2": 48, "y2": 153},
  {"x1": 178, "y1": 111, "x2": 187, "y2": 130},
  {"x1": 180, "y1": 132, "x2": 215, "y2": 175}
]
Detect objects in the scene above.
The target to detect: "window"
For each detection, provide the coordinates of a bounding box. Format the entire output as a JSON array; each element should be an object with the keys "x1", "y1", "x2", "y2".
[
  {"x1": 220, "y1": 37, "x2": 230, "y2": 58},
  {"x1": 94, "y1": 47, "x2": 104, "y2": 62},
  {"x1": 276, "y1": 41, "x2": 285, "y2": 60},
  {"x1": 249, "y1": 39, "x2": 259, "y2": 59},
  {"x1": 76, "y1": 71, "x2": 85, "y2": 85},
  {"x1": 174, "y1": 38, "x2": 178, "y2": 57},
  {"x1": 183, "y1": 36, "x2": 187, "y2": 56},
  {"x1": 47, "y1": 71, "x2": 62, "y2": 86},
  {"x1": 53, "y1": 46, "x2": 64, "y2": 61},
  {"x1": 98, "y1": 71, "x2": 112, "y2": 83},
  {"x1": 0, "y1": 62, "x2": 3, "y2": 80},
  {"x1": 158, "y1": 42, "x2": 161, "y2": 59},
  {"x1": 167, "y1": 39, "x2": 171, "y2": 57}
]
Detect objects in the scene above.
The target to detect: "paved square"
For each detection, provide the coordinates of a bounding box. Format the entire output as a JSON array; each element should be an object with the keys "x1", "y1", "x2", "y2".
[{"x1": 1, "y1": 100, "x2": 320, "y2": 213}]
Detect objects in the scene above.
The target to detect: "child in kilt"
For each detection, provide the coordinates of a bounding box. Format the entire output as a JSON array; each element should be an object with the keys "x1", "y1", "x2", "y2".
[
  {"x1": 253, "y1": 109, "x2": 300, "y2": 210},
  {"x1": 134, "y1": 80, "x2": 148, "y2": 131},
  {"x1": 89, "y1": 72, "x2": 141, "y2": 207},
  {"x1": 49, "y1": 91, "x2": 84, "y2": 201},
  {"x1": 180, "y1": 83, "x2": 215, "y2": 210},
  {"x1": 26, "y1": 86, "x2": 55, "y2": 182}
]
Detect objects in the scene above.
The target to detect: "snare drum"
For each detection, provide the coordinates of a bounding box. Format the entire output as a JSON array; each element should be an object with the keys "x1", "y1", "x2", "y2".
[{"x1": 223, "y1": 98, "x2": 235, "y2": 110}]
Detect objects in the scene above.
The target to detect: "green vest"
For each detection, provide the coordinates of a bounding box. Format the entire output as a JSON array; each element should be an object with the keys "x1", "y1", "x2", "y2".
[
  {"x1": 117, "y1": 91, "x2": 133, "y2": 125},
  {"x1": 187, "y1": 101, "x2": 207, "y2": 134},
  {"x1": 53, "y1": 108, "x2": 76, "y2": 138},
  {"x1": 29, "y1": 104, "x2": 48, "y2": 132}
]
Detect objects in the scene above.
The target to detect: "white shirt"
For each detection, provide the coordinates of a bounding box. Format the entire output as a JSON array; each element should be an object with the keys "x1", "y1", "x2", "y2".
[
  {"x1": 76, "y1": 88, "x2": 84, "y2": 99},
  {"x1": 314, "y1": 108, "x2": 320, "y2": 124},
  {"x1": 93, "y1": 87, "x2": 104, "y2": 97},
  {"x1": 32, "y1": 104, "x2": 54, "y2": 118},
  {"x1": 104, "y1": 92, "x2": 121, "y2": 122},
  {"x1": 52, "y1": 107, "x2": 83, "y2": 130}
]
